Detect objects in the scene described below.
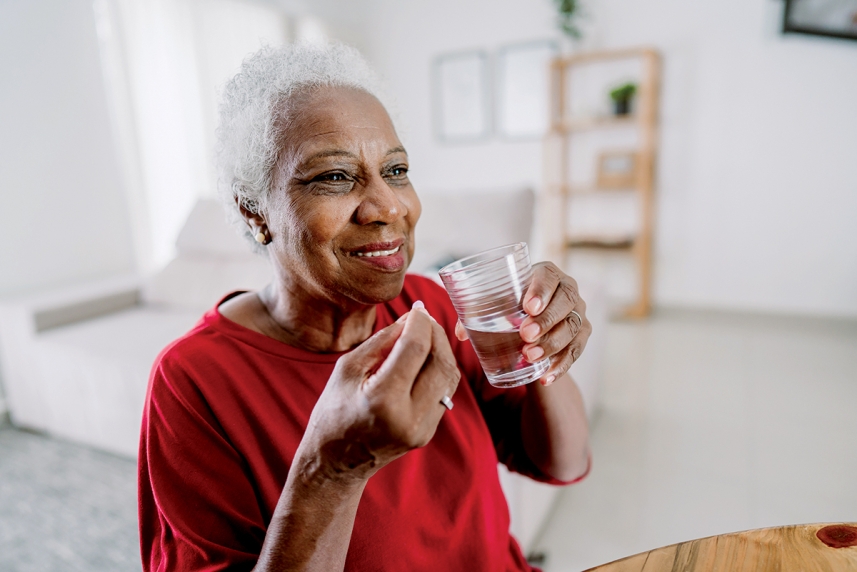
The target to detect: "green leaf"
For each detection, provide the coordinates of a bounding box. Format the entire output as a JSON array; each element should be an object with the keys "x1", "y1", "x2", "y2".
[{"x1": 609, "y1": 82, "x2": 638, "y2": 101}]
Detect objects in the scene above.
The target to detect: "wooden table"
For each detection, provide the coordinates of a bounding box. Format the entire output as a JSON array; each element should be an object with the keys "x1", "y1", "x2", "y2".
[{"x1": 585, "y1": 523, "x2": 857, "y2": 571}]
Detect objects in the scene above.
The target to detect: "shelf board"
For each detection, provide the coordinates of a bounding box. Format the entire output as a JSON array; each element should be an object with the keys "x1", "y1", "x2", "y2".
[
  {"x1": 621, "y1": 301, "x2": 651, "y2": 319},
  {"x1": 553, "y1": 115, "x2": 638, "y2": 132},
  {"x1": 567, "y1": 185, "x2": 639, "y2": 194},
  {"x1": 554, "y1": 47, "x2": 657, "y2": 67},
  {"x1": 566, "y1": 236, "x2": 636, "y2": 250},
  {"x1": 544, "y1": 184, "x2": 640, "y2": 196}
]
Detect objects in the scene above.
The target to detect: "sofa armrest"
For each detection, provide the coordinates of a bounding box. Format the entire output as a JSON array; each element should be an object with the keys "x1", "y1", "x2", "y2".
[
  {"x1": 0, "y1": 275, "x2": 141, "y2": 334},
  {"x1": 0, "y1": 275, "x2": 141, "y2": 427}
]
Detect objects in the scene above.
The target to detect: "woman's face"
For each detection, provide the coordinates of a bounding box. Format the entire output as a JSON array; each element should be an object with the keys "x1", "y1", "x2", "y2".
[{"x1": 264, "y1": 86, "x2": 421, "y2": 307}]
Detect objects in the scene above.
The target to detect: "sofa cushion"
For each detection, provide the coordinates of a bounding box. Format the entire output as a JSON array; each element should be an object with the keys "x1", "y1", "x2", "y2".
[
  {"x1": 142, "y1": 199, "x2": 273, "y2": 310},
  {"x1": 34, "y1": 306, "x2": 201, "y2": 457},
  {"x1": 175, "y1": 199, "x2": 250, "y2": 257},
  {"x1": 142, "y1": 256, "x2": 272, "y2": 311},
  {"x1": 410, "y1": 187, "x2": 535, "y2": 275}
]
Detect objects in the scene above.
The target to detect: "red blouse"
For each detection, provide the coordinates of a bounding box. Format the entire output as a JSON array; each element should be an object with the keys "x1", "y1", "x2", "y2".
[{"x1": 139, "y1": 274, "x2": 581, "y2": 571}]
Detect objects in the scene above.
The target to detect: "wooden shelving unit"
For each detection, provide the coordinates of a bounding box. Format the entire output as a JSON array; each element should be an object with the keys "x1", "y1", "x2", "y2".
[{"x1": 545, "y1": 47, "x2": 661, "y2": 318}]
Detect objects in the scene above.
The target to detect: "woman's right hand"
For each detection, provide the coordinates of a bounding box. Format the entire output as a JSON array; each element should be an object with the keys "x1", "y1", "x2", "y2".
[
  {"x1": 296, "y1": 302, "x2": 461, "y2": 484},
  {"x1": 256, "y1": 304, "x2": 461, "y2": 571}
]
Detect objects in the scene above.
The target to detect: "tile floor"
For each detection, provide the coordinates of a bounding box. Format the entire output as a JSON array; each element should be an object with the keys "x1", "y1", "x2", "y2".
[
  {"x1": 534, "y1": 309, "x2": 857, "y2": 571},
  {"x1": 0, "y1": 426, "x2": 139, "y2": 571},
  {"x1": 1, "y1": 309, "x2": 855, "y2": 571}
]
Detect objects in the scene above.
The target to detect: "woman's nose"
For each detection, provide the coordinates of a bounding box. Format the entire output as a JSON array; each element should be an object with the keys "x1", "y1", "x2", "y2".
[{"x1": 354, "y1": 176, "x2": 405, "y2": 225}]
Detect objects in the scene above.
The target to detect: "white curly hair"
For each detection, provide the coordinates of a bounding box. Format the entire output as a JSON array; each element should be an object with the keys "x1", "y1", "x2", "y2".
[{"x1": 215, "y1": 41, "x2": 387, "y2": 245}]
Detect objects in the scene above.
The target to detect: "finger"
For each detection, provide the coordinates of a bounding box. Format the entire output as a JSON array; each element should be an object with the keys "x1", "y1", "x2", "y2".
[
  {"x1": 523, "y1": 296, "x2": 590, "y2": 362},
  {"x1": 343, "y1": 318, "x2": 407, "y2": 385},
  {"x1": 370, "y1": 302, "x2": 435, "y2": 391},
  {"x1": 521, "y1": 274, "x2": 581, "y2": 345},
  {"x1": 522, "y1": 312, "x2": 579, "y2": 363},
  {"x1": 454, "y1": 320, "x2": 468, "y2": 341},
  {"x1": 522, "y1": 262, "x2": 563, "y2": 317},
  {"x1": 540, "y1": 332, "x2": 588, "y2": 385},
  {"x1": 412, "y1": 320, "x2": 461, "y2": 404},
  {"x1": 410, "y1": 319, "x2": 461, "y2": 423}
]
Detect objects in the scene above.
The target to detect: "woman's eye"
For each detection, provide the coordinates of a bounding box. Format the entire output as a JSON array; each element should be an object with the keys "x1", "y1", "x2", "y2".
[
  {"x1": 306, "y1": 171, "x2": 354, "y2": 195},
  {"x1": 317, "y1": 172, "x2": 348, "y2": 182},
  {"x1": 389, "y1": 166, "x2": 408, "y2": 177}
]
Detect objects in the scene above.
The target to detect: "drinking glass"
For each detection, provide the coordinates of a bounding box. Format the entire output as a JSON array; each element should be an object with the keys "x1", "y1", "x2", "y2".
[{"x1": 439, "y1": 243, "x2": 550, "y2": 388}]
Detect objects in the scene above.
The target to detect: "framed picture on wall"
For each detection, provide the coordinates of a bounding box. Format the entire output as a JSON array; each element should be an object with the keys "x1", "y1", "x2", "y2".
[
  {"x1": 495, "y1": 40, "x2": 559, "y2": 139},
  {"x1": 432, "y1": 50, "x2": 491, "y2": 143},
  {"x1": 782, "y1": 0, "x2": 857, "y2": 41}
]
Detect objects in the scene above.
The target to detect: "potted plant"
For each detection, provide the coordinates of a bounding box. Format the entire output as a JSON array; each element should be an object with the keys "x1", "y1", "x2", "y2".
[
  {"x1": 609, "y1": 82, "x2": 637, "y2": 116},
  {"x1": 553, "y1": 0, "x2": 582, "y2": 40}
]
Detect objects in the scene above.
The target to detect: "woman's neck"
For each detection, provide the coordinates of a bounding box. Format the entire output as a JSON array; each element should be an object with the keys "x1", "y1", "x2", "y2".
[{"x1": 255, "y1": 281, "x2": 377, "y2": 353}]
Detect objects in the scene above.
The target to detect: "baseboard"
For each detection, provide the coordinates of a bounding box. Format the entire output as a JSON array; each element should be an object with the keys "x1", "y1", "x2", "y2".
[
  {"x1": 648, "y1": 304, "x2": 857, "y2": 333},
  {"x1": 652, "y1": 301, "x2": 857, "y2": 324}
]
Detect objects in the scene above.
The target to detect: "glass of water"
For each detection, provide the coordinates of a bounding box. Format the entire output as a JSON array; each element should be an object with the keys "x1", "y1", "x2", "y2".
[{"x1": 439, "y1": 243, "x2": 550, "y2": 388}]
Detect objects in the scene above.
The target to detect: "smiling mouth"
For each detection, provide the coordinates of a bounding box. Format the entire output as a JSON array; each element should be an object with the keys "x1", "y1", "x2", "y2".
[{"x1": 353, "y1": 245, "x2": 401, "y2": 258}]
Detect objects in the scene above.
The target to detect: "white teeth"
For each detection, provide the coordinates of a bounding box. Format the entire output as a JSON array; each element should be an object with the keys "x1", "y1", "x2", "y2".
[{"x1": 355, "y1": 246, "x2": 399, "y2": 257}]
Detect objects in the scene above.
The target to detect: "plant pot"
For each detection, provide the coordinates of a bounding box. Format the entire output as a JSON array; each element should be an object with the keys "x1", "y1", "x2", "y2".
[{"x1": 613, "y1": 98, "x2": 631, "y2": 116}]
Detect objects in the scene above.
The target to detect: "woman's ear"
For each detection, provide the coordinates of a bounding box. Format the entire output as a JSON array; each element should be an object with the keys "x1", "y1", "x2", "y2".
[{"x1": 235, "y1": 196, "x2": 270, "y2": 245}]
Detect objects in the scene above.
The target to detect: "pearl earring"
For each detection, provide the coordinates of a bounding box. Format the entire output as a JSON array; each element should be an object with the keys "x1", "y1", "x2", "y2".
[{"x1": 255, "y1": 231, "x2": 267, "y2": 244}]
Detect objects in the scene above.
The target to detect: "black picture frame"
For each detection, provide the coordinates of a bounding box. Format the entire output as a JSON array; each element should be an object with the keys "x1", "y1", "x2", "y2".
[{"x1": 782, "y1": 0, "x2": 857, "y2": 42}]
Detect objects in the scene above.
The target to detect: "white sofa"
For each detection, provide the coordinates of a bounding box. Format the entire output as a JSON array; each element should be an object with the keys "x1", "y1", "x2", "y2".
[
  {"x1": 0, "y1": 199, "x2": 272, "y2": 456},
  {"x1": 0, "y1": 188, "x2": 604, "y2": 554}
]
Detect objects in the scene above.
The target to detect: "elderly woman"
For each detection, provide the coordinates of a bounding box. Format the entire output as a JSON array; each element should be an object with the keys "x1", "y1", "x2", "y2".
[{"x1": 139, "y1": 43, "x2": 591, "y2": 572}]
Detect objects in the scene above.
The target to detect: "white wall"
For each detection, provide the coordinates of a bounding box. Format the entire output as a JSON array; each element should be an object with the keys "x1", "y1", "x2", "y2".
[
  {"x1": 2, "y1": 0, "x2": 853, "y2": 319},
  {"x1": 0, "y1": 0, "x2": 137, "y2": 298},
  {"x1": 360, "y1": 0, "x2": 558, "y2": 193},
  {"x1": 96, "y1": 0, "x2": 290, "y2": 272},
  {"x1": 0, "y1": 0, "x2": 140, "y2": 416},
  {"x1": 356, "y1": 0, "x2": 857, "y2": 319}
]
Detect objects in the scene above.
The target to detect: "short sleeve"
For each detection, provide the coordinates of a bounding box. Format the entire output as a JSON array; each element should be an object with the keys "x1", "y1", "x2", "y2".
[
  {"x1": 463, "y1": 365, "x2": 589, "y2": 486},
  {"x1": 139, "y1": 352, "x2": 265, "y2": 572}
]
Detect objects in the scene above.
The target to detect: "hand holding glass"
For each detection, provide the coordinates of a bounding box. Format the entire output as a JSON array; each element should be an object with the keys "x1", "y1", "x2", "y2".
[{"x1": 439, "y1": 243, "x2": 550, "y2": 388}]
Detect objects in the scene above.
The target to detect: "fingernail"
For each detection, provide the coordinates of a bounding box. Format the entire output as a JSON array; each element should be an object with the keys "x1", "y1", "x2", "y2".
[
  {"x1": 527, "y1": 297, "x2": 542, "y2": 314},
  {"x1": 526, "y1": 346, "x2": 544, "y2": 361},
  {"x1": 545, "y1": 374, "x2": 556, "y2": 385},
  {"x1": 521, "y1": 322, "x2": 540, "y2": 341},
  {"x1": 412, "y1": 300, "x2": 433, "y2": 319}
]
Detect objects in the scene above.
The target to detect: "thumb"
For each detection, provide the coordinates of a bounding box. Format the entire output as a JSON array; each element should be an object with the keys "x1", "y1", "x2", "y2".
[
  {"x1": 358, "y1": 318, "x2": 406, "y2": 360},
  {"x1": 454, "y1": 320, "x2": 468, "y2": 342},
  {"x1": 340, "y1": 318, "x2": 406, "y2": 382}
]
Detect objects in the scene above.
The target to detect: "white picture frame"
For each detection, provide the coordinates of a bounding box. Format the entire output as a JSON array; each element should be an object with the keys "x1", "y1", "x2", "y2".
[
  {"x1": 495, "y1": 40, "x2": 558, "y2": 140},
  {"x1": 433, "y1": 50, "x2": 491, "y2": 143}
]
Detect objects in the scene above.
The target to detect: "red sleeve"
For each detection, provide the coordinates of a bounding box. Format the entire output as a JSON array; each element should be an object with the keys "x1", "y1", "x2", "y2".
[
  {"x1": 464, "y1": 374, "x2": 590, "y2": 486},
  {"x1": 412, "y1": 275, "x2": 588, "y2": 486},
  {"x1": 138, "y1": 348, "x2": 264, "y2": 572}
]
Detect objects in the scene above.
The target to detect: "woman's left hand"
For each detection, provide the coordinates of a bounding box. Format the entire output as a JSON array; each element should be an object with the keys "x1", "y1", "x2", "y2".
[
  {"x1": 454, "y1": 262, "x2": 591, "y2": 386},
  {"x1": 518, "y1": 262, "x2": 591, "y2": 385}
]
